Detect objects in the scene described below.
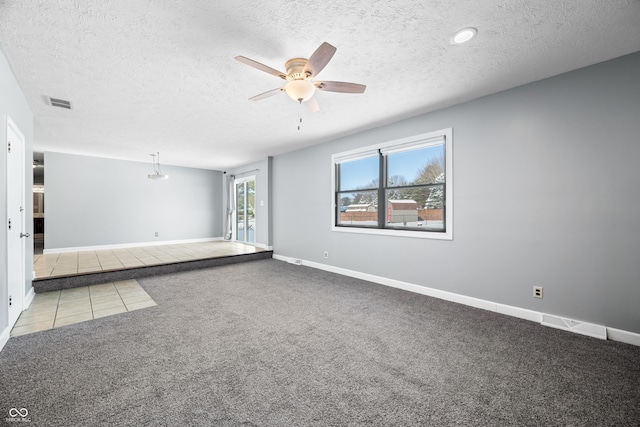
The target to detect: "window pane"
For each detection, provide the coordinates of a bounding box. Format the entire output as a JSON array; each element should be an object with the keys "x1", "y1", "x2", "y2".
[
  {"x1": 387, "y1": 144, "x2": 444, "y2": 187},
  {"x1": 385, "y1": 185, "x2": 444, "y2": 231},
  {"x1": 339, "y1": 155, "x2": 379, "y2": 191},
  {"x1": 337, "y1": 191, "x2": 378, "y2": 226},
  {"x1": 236, "y1": 183, "x2": 245, "y2": 241},
  {"x1": 246, "y1": 180, "x2": 255, "y2": 243}
]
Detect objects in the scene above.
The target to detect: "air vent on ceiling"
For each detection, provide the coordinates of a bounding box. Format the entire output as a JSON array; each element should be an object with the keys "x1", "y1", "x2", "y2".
[{"x1": 48, "y1": 97, "x2": 72, "y2": 109}]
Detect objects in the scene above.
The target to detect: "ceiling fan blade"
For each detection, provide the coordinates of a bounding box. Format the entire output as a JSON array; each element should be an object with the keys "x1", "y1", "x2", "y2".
[
  {"x1": 248, "y1": 87, "x2": 284, "y2": 101},
  {"x1": 315, "y1": 81, "x2": 366, "y2": 94},
  {"x1": 235, "y1": 56, "x2": 287, "y2": 80},
  {"x1": 304, "y1": 97, "x2": 320, "y2": 113},
  {"x1": 302, "y1": 42, "x2": 336, "y2": 78}
]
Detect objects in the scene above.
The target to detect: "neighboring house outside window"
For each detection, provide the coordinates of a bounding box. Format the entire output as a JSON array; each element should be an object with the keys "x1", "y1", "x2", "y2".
[{"x1": 332, "y1": 128, "x2": 452, "y2": 240}]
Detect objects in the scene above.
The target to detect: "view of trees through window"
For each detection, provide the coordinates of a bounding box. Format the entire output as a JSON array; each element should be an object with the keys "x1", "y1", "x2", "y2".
[
  {"x1": 236, "y1": 179, "x2": 255, "y2": 243},
  {"x1": 336, "y1": 142, "x2": 445, "y2": 231}
]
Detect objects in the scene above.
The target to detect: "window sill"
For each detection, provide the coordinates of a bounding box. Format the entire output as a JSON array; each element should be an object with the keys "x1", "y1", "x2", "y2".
[{"x1": 332, "y1": 225, "x2": 452, "y2": 240}]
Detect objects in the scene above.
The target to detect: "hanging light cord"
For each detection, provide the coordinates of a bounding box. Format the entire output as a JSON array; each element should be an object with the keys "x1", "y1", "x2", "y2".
[
  {"x1": 155, "y1": 152, "x2": 163, "y2": 175},
  {"x1": 298, "y1": 99, "x2": 303, "y2": 131}
]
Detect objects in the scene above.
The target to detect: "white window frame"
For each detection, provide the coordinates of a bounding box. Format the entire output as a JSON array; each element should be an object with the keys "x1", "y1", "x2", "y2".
[{"x1": 331, "y1": 128, "x2": 453, "y2": 240}]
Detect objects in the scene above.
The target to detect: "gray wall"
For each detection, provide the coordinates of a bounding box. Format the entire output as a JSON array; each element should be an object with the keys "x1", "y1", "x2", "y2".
[
  {"x1": 0, "y1": 49, "x2": 34, "y2": 333},
  {"x1": 45, "y1": 152, "x2": 222, "y2": 250},
  {"x1": 272, "y1": 52, "x2": 640, "y2": 334},
  {"x1": 224, "y1": 157, "x2": 273, "y2": 248}
]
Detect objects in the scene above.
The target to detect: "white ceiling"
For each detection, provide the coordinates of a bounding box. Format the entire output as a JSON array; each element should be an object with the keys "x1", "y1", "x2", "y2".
[{"x1": 1, "y1": 1, "x2": 639, "y2": 170}]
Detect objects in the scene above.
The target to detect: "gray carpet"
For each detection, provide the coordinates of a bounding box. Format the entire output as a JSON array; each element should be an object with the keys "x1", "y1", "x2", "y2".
[{"x1": 1, "y1": 259, "x2": 639, "y2": 426}]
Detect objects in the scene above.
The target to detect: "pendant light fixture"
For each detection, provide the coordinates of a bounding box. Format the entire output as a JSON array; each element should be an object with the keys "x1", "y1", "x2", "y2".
[{"x1": 148, "y1": 152, "x2": 169, "y2": 180}]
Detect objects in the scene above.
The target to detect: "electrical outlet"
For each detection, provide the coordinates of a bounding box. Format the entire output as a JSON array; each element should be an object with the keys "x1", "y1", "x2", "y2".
[
  {"x1": 324, "y1": 251, "x2": 329, "y2": 259},
  {"x1": 533, "y1": 286, "x2": 543, "y2": 299},
  {"x1": 155, "y1": 232, "x2": 158, "y2": 237}
]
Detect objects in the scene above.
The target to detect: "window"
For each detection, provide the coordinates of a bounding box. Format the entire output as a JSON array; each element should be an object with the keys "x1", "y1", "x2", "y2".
[{"x1": 332, "y1": 128, "x2": 452, "y2": 240}]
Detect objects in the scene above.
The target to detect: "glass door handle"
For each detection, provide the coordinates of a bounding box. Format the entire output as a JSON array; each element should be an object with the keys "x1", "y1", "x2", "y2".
[{"x1": 20, "y1": 232, "x2": 31, "y2": 238}]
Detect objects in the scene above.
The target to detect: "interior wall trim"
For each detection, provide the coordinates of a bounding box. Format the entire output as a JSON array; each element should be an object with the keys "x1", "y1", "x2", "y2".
[
  {"x1": 43, "y1": 237, "x2": 224, "y2": 254},
  {"x1": 606, "y1": 327, "x2": 640, "y2": 347},
  {"x1": 24, "y1": 286, "x2": 35, "y2": 309},
  {"x1": 0, "y1": 327, "x2": 10, "y2": 354},
  {"x1": 272, "y1": 254, "x2": 640, "y2": 347}
]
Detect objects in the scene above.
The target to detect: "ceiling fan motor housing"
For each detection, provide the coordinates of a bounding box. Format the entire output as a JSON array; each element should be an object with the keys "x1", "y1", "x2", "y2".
[{"x1": 285, "y1": 58, "x2": 310, "y2": 80}]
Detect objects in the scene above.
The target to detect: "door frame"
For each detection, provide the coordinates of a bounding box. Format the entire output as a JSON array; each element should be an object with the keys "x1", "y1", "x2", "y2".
[{"x1": 6, "y1": 116, "x2": 26, "y2": 327}]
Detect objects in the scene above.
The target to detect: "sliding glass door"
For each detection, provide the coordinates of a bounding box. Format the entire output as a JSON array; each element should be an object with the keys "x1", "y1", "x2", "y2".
[{"x1": 235, "y1": 177, "x2": 255, "y2": 244}]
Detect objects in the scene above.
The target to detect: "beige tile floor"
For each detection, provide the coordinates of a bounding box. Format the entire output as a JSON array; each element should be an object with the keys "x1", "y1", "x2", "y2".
[
  {"x1": 34, "y1": 241, "x2": 264, "y2": 279},
  {"x1": 11, "y1": 279, "x2": 157, "y2": 337}
]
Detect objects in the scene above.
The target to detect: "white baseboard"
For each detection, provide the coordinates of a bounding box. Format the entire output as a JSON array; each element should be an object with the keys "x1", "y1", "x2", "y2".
[
  {"x1": 606, "y1": 327, "x2": 640, "y2": 347},
  {"x1": 43, "y1": 237, "x2": 224, "y2": 254},
  {"x1": 0, "y1": 326, "x2": 9, "y2": 354},
  {"x1": 274, "y1": 254, "x2": 506, "y2": 313},
  {"x1": 272, "y1": 254, "x2": 638, "y2": 347},
  {"x1": 276, "y1": 255, "x2": 303, "y2": 265},
  {"x1": 496, "y1": 304, "x2": 542, "y2": 323},
  {"x1": 25, "y1": 286, "x2": 35, "y2": 309}
]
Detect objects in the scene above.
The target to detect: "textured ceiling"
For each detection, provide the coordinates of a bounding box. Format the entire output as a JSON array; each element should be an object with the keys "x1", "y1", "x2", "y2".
[{"x1": 1, "y1": 0, "x2": 639, "y2": 170}]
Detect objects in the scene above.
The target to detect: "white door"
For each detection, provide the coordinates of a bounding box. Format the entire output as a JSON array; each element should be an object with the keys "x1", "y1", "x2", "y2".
[{"x1": 6, "y1": 117, "x2": 26, "y2": 327}]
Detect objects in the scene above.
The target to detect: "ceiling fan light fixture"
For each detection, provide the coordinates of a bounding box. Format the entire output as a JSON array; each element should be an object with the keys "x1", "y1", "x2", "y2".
[
  {"x1": 285, "y1": 80, "x2": 316, "y2": 102},
  {"x1": 451, "y1": 27, "x2": 477, "y2": 44}
]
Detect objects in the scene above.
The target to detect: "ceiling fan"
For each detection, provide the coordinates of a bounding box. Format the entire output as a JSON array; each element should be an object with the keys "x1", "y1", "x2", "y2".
[{"x1": 235, "y1": 42, "x2": 366, "y2": 112}]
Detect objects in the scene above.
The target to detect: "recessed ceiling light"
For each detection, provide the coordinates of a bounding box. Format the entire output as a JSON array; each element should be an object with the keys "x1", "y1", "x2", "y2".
[{"x1": 451, "y1": 27, "x2": 477, "y2": 45}]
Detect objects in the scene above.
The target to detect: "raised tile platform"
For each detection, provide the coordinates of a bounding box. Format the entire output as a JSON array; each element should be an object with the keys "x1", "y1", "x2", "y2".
[{"x1": 33, "y1": 248, "x2": 272, "y2": 293}]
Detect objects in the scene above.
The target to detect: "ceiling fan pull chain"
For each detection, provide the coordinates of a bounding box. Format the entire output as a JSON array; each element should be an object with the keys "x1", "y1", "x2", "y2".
[{"x1": 298, "y1": 100, "x2": 303, "y2": 131}]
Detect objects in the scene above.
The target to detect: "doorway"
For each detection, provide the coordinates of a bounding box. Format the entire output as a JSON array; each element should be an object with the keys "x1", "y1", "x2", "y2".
[
  {"x1": 33, "y1": 152, "x2": 44, "y2": 254},
  {"x1": 6, "y1": 117, "x2": 27, "y2": 327},
  {"x1": 235, "y1": 177, "x2": 255, "y2": 244}
]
